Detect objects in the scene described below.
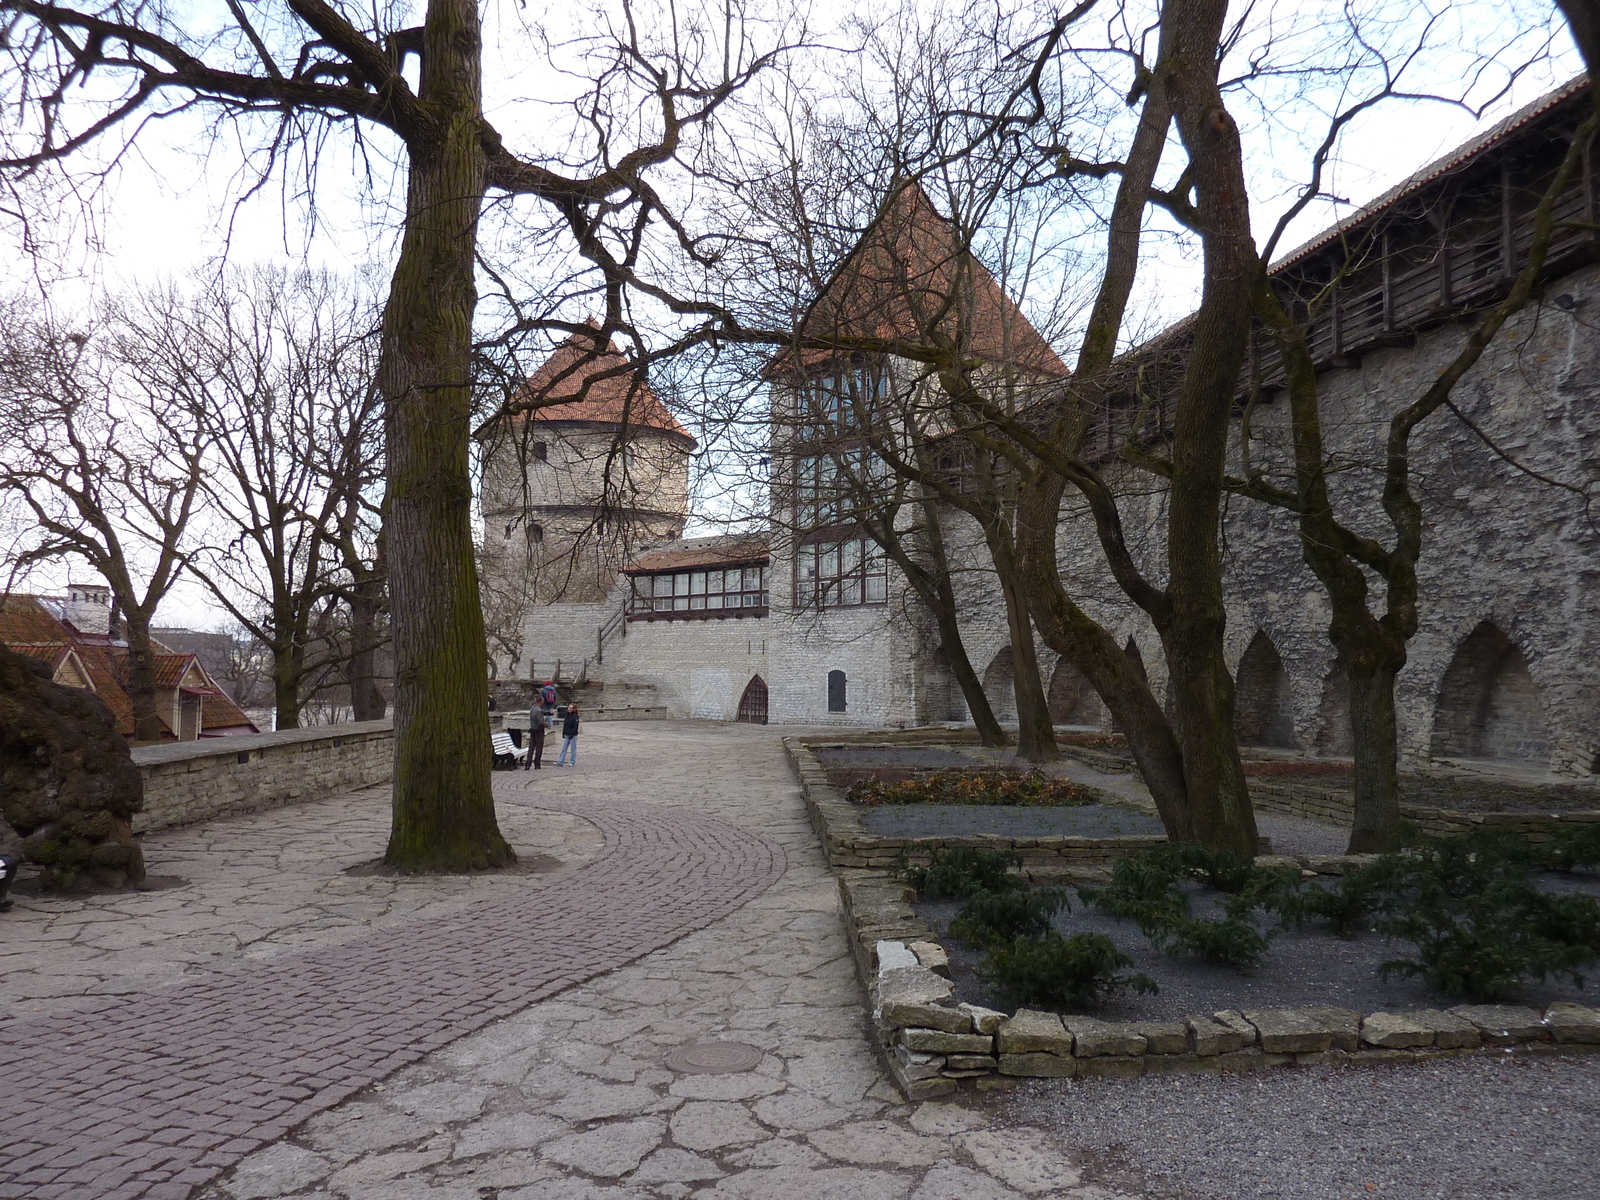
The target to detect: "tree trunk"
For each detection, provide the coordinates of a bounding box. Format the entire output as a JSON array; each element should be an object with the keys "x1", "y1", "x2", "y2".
[
  {"x1": 347, "y1": 585, "x2": 387, "y2": 722},
  {"x1": 271, "y1": 640, "x2": 303, "y2": 730},
  {"x1": 121, "y1": 611, "x2": 164, "y2": 744},
  {"x1": 888, "y1": 541, "x2": 1008, "y2": 745},
  {"x1": 1016, "y1": 475, "x2": 1191, "y2": 838},
  {"x1": 1345, "y1": 656, "x2": 1404, "y2": 853},
  {"x1": 1150, "y1": 0, "x2": 1260, "y2": 857},
  {"x1": 996, "y1": 566, "x2": 1059, "y2": 763},
  {"x1": 380, "y1": 0, "x2": 512, "y2": 872}
]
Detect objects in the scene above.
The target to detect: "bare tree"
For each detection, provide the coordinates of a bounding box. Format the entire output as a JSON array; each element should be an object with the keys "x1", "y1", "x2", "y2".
[
  {"x1": 117, "y1": 267, "x2": 384, "y2": 729},
  {"x1": 0, "y1": 296, "x2": 207, "y2": 742},
  {"x1": 0, "y1": 0, "x2": 800, "y2": 869}
]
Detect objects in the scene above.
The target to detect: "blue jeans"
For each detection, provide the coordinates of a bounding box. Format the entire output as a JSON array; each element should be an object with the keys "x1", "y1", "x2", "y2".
[{"x1": 557, "y1": 735, "x2": 578, "y2": 765}]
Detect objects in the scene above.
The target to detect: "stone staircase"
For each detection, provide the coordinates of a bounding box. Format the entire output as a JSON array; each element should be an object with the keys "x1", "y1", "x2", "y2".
[{"x1": 574, "y1": 680, "x2": 670, "y2": 721}]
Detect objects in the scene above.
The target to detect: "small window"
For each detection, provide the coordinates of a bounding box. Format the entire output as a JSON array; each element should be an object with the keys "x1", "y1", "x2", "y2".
[
  {"x1": 532, "y1": 441, "x2": 548, "y2": 462},
  {"x1": 827, "y1": 670, "x2": 847, "y2": 713},
  {"x1": 527, "y1": 523, "x2": 544, "y2": 544}
]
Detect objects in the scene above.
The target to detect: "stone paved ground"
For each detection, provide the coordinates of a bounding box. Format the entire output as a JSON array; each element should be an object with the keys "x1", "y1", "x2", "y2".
[
  {"x1": 0, "y1": 722, "x2": 1135, "y2": 1200},
  {"x1": 0, "y1": 799, "x2": 604, "y2": 1029},
  {"x1": 9, "y1": 721, "x2": 1592, "y2": 1200}
]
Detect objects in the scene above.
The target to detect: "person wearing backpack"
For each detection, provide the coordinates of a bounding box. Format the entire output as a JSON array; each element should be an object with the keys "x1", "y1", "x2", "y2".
[
  {"x1": 556, "y1": 703, "x2": 581, "y2": 766},
  {"x1": 539, "y1": 680, "x2": 558, "y2": 729},
  {"x1": 523, "y1": 698, "x2": 546, "y2": 770}
]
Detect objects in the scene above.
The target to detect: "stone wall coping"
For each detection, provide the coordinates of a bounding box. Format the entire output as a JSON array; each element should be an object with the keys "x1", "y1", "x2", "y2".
[{"x1": 131, "y1": 719, "x2": 394, "y2": 767}]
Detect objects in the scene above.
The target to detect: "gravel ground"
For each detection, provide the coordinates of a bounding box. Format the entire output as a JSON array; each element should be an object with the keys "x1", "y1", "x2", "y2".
[
  {"x1": 1256, "y1": 813, "x2": 1352, "y2": 856},
  {"x1": 918, "y1": 869, "x2": 1600, "y2": 1018},
  {"x1": 1001, "y1": 1051, "x2": 1600, "y2": 1200},
  {"x1": 861, "y1": 802, "x2": 1167, "y2": 838}
]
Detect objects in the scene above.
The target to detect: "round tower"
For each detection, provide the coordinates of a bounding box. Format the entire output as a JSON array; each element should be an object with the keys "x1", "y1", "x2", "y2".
[{"x1": 480, "y1": 327, "x2": 695, "y2": 614}]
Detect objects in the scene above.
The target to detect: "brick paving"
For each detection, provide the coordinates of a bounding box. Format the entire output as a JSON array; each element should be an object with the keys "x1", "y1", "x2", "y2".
[{"x1": 0, "y1": 793, "x2": 785, "y2": 1200}]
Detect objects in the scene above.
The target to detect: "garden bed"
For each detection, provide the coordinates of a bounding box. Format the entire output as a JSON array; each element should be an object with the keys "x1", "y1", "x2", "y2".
[
  {"x1": 798, "y1": 735, "x2": 1600, "y2": 1099},
  {"x1": 788, "y1": 738, "x2": 1168, "y2": 874},
  {"x1": 833, "y1": 851, "x2": 1600, "y2": 1100},
  {"x1": 914, "y1": 869, "x2": 1600, "y2": 1020}
]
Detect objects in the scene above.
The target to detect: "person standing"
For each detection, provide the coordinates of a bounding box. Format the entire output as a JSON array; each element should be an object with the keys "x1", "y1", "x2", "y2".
[
  {"x1": 556, "y1": 702, "x2": 580, "y2": 766},
  {"x1": 540, "y1": 679, "x2": 558, "y2": 729},
  {"x1": 523, "y1": 699, "x2": 546, "y2": 770}
]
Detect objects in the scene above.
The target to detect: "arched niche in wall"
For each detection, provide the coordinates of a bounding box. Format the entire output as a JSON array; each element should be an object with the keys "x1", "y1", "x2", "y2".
[
  {"x1": 1315, "y1": 662, "x2": 1353, "y2": 756},
  {"x1": 1047, "y1": 658, "x2": 1104, "y2": 727},
  {"x1": 1235, "y1": 631, "x2": 1296, "y2": 749},
  {"x1": 737, "y1": 675, "x2": 768, "y2": 725},
  {"x1": 923, "y1": 647, "x2": 966, "y2": 724},
  {"x1": 1106, "y1": 638, "x2": 1151, "y2": 735},
  {"x1": 1123, "y1": 638, "x2": 1150, "y2": 686},
  {"x1": 982, "y1": 646, "x2": 1018, "y2": 722},
  {"x1": 1430, "y1": 622, "x2": 1551, "y2": 765}
]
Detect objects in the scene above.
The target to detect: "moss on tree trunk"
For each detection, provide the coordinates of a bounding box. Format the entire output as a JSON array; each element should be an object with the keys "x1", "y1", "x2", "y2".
[{"x1": 379, "y1": 0, "x2": 512, "y2": 872}]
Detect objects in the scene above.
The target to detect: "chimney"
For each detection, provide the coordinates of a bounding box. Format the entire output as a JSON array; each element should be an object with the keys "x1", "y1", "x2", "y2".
[{"x1": 64, "y1": 582, "x2": 112, "y2": 636}]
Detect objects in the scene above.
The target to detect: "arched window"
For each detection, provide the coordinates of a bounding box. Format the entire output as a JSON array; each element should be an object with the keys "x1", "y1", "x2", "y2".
[{"x1": 827, "y1": 670, "x2": 848, "y2": 713}]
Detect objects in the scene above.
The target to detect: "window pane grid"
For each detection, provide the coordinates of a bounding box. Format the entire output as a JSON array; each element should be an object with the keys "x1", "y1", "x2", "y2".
[
  {"x1": 798, "y1": 538, "x2": 887, "y2": 609},
  {"x1": 629, "y1": 565, "x2": 767, "y2": 617}
]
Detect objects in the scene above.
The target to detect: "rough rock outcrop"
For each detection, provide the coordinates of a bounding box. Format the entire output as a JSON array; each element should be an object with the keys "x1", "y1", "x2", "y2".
[{"x1": 0, "y1": 645, "x2": 145, "y2": 889}]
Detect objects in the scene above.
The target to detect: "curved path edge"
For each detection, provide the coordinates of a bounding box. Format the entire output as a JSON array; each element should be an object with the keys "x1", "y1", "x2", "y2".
[{"x1": 0, "y1": 794, "x2": 787, "y2": 1200}]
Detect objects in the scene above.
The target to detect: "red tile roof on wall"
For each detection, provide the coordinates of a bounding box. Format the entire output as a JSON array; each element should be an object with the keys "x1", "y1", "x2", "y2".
[
  {"x1": 776, "y1": 182, "x2": 1070, "y2": 380},
  {"x1": 506, "y1": 323, "x2": 696, "y2": 445},
  {"x1": 624, "y1": 533, "x2": 771, "y2": 574},
  {"x1": 1271, "y1": 75, "x2": 1589, "y2": 271}
]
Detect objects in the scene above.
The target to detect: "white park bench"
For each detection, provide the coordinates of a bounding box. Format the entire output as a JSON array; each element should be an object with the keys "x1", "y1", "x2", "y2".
[{"x1": 490, "y1": 730, "x2": 528, "y2": 769}]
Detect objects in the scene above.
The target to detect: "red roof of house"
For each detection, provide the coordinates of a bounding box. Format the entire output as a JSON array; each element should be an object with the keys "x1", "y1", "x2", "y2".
[
  {"x1": 505, "y1": 323, "x2": 695, "y2": 445},
  {"x1": 0, "y1": 593, "x2": 257, "y2": 739},
  {"x1": 0, "y1": 594, "x2": 70, "y2": 645},
  {"x1": 624, "y1": 533, "x2": 771, "y2": 574},
  {"x1": 775, "y1": 183, "x2": 1069, "y2": 380}
]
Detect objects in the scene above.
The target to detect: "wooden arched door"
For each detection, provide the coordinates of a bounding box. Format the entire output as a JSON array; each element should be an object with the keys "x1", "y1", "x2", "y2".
[{"x1": 737, "y1": 675, "x2": 769, "y2": 724}]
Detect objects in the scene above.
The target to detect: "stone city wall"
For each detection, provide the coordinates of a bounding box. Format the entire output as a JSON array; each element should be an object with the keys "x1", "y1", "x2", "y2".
[
  {"x1": 130, "y1": 721, "x2": 393, "y2": 834},
  {"x1": 925, "y1": 268, "x2": 1600, "y2": 777},
  {"x1": 606, "y1": 611, "x2": 772, "y2": 720}
]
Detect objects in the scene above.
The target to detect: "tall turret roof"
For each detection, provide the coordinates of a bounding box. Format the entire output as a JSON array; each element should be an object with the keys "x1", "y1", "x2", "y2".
[
  {"x1": 773, "y1": 182, "x2": 1069, "y2": 379},
  {"x1": 512, "y1": 323, "x2": 695, "y2": 446}
]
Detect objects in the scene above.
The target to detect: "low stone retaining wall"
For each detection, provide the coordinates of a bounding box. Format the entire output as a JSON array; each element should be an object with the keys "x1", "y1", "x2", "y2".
[
  {"x1": 787, "y1": 738, "x2": 1167, "y2": 875},
  {"x1": 130, "y1": 721, "x2": 393, "y2": 834},
  {"x1": 833, "y1": 867, "x2": 1600, "y2": 1099},
  {"x1": 1248, "y1": 778, "x2": 1600, "y2": 840}
]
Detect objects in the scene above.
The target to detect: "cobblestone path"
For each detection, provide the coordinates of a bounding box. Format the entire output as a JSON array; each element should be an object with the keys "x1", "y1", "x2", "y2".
[{"x1": 0, "y1": 791, "x2": 784, "y2": 1200}]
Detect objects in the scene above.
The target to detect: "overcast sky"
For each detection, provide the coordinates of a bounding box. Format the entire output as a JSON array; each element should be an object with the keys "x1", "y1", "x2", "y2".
[{"x1": 1, "y1": 0, "x2": 1583, "y2": 629}]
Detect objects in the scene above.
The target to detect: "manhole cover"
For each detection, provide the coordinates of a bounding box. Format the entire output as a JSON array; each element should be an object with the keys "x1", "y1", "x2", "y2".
[{"x1": 664, "y1": 1042, "x2": 765, "y2": 1074}]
